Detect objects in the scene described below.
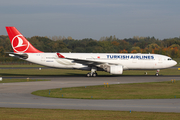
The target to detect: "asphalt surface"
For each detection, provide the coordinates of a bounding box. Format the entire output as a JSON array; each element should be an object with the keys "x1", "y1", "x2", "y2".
[{"x1": 0, "y1": 76, "x2": 180, "y2": 113}]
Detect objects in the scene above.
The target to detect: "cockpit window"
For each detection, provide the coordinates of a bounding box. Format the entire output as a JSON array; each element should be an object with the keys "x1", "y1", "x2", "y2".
[{"x1": 167, "y1": 58, "x2": 172, "y2": 60}]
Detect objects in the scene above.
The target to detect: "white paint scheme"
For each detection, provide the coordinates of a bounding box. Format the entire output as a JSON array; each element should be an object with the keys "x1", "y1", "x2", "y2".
[
  {"x1": 6, "y1": 27, "x2": 177, "y2": 76},
  {"x1": 17, "y1": 53, "x2": 177, "y2": 72}
]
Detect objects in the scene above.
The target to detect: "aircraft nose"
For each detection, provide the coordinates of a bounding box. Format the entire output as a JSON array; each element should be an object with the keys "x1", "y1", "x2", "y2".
[{"x1": 173, "y1": 60, "x2": 177, "y2": 66}]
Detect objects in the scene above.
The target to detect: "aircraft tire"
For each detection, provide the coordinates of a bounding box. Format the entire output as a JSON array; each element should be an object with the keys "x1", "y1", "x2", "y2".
[
  {"x1": 87, "y1": 73, "x2": 91, "y2": 77},
  {"x1": 155, "y1": 73, "x2": 159, "y2": 77},
  {"x1": 92, "y1": 73, "x2": 97, "y2": 77}
]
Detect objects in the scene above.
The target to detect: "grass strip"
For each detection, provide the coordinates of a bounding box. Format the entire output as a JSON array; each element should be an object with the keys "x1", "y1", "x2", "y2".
[
  {"x1": 32, "y1": 81, "x2": 180, "y2": 99},
  {"x1": 0, "y1": 68, "x2": 179, "y2": 76},
  {"x1": 0, "y1": 65, "x2": 44, "y2": 67},
  {"x1": 0, "y1": 79, "x2": 49, "y2": 83},
  {"x1": 0, "y1": 108, "x2": 180, "y2": 120}
]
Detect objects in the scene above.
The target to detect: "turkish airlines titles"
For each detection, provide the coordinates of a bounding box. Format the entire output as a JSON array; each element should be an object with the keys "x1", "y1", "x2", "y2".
[{"x1": 107, "y1": 55, "x2": 154, "y2": 60}]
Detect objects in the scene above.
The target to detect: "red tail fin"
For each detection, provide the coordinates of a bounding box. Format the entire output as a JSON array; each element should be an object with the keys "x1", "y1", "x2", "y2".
[{"x1": 6, "y1": 27, "x2": 43, "y2": 53}]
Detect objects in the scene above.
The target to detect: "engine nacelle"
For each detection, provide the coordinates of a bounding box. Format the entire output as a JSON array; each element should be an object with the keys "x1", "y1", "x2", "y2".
[
  {"x1": 108, "y1": 65, "x2": 123, "y2": 75},
  {"x1": 99, "y1": 64, "x2": 123, "y2": 75}
]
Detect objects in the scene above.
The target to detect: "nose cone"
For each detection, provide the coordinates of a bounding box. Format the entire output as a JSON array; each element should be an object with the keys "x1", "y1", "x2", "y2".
[
  {"x1": 166, "y1": 60, "x2": 177, "y2": 68},
  {"x1": 172, "y1": 60, "x2": 177, "y2": 66}
]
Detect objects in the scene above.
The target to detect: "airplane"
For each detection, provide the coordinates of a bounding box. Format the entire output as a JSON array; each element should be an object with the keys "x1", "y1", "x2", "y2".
[{"x1": 5, "y1": 26, "x2": 177, "y2": 77}]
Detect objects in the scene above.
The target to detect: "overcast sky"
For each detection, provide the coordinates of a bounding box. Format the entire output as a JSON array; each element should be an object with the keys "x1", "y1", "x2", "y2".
[{"x1": 0, "y1": 0, "x2": 180, "y2": 40}]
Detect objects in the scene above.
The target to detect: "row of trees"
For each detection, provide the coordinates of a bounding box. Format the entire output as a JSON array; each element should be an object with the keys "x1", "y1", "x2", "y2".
[{"x1": 0, "y1": 35, "x2": 180, "y2": 62}]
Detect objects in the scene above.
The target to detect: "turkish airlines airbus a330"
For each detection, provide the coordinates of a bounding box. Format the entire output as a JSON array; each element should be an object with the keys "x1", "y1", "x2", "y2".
[{"x1": 6, "y1": 27, "x2": 177, "y2": 77}]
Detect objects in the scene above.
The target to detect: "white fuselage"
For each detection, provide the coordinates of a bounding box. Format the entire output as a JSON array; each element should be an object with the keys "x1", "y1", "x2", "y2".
[
  {"x1": 25, "y1": 53, "x2": 177, "y2": 71},
  {"x1": 6, "y1": 27, "x2": 177, "y2": 75}
]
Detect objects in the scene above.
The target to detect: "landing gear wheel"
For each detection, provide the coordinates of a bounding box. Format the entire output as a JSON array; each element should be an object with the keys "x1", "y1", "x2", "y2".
[
  {"x1": 155, "y1": 73, "x2": 159, "y2": 77},
  {"x1": 92, "y1": 73, "x2": 97, "y2": 77},
  {"x1": 87, "y1": 67, "x2": 98, "y2": 77},
  {"x1": 87, "y1": 72, "x2": 91, "y2": 77},
  {"x1": 155, "y1": 69, "x2": 160, "y2": 77}
]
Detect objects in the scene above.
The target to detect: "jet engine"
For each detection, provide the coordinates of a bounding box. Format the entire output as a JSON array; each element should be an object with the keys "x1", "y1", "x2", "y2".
[{"x1": 100, "y1": 64, "x2": 123, "y2": 74}]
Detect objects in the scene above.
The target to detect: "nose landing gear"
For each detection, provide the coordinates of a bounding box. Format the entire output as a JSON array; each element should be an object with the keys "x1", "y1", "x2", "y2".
[{"x1": 155, "y1": 69, "x2": 160, "y2": 77}]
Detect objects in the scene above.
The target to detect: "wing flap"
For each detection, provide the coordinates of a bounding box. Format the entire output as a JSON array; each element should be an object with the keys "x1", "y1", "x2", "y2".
[
  {"x1": 66, "y1": 57, "x2": 103, "y2": 66},
  {"x1": 56, "y1": 53, "x2": 122, "y2": 69},
  {"x1": 56, "y1": 53, "x2": 105, "y2": 66}
]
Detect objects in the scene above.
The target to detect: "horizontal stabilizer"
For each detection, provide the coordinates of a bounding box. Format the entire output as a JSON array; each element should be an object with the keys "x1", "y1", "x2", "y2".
[{"x1": 8, "y1": 52, "x2": 28, "y2": 59}]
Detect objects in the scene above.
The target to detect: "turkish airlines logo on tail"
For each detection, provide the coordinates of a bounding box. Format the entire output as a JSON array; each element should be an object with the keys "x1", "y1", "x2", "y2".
[{"x1": 12, "y1": 35, "x2": 29, "y2": 52}]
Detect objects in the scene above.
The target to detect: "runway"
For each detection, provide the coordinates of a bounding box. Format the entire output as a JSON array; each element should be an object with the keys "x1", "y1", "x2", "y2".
[{"x1": 0, "y1": 76, "x2": 180, "y2": 113}]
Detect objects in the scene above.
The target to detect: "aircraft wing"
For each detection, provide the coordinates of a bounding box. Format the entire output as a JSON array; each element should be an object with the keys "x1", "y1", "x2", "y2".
[
  {"x1": 56, "y1": 53, "x2": 122, "y2": 68},
  {"x1": 65, "y1": 57, "x2": 104, "y2": 66},
  {"x1": 57, "y1": 53, "x2": 111, "y2": 67}
]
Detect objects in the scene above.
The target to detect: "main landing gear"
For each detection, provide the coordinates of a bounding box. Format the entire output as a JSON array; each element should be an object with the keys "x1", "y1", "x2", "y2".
[
  {"x1": 86, "y1": 67, "x2": 98, "y2": 77},
  {"x1": 155, "y1": 69, "x2": 160, "y2": 77},
  {"x1": 86, "y1": 72, "x2": 97, "y2": 77}
]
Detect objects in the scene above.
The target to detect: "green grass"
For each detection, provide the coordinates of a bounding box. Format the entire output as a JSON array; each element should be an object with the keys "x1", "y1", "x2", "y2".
[
  {"x1": 0, "y1": 79, "x2": 49, "y2": 83},
  {"x1": 0, "y1": 69, "x2": 92, "y2": 76},
  {"x1": 123, "y1": 69, "x2": 180, "y2": 75},
  {"x1": 0, "y1": 68, "x2": 179, "y2": 77},
  {"x1": 32, "y1": 81, "x2": 180, "y2": 99},
  {"x1": 0, "y1": 64, "x2": 44, "y2": 67},
  {"x1": 0, "y1": 108, "x2": 180, "y2": 120}
]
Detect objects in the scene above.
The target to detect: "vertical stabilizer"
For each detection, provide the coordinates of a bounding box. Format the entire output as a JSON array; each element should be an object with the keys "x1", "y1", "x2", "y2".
[{"x1": 6, "y1": 27, "x2": 43, "y2": 53}]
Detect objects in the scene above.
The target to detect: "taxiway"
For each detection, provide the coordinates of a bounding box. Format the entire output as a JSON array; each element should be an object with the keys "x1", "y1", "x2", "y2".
[{"x1": 0, "y1": 76, "x2": 180, "y2": 113}]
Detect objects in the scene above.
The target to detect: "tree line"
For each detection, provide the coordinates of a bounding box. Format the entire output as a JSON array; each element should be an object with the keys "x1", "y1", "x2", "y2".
[{"x1": 0, "y1": 35, "x2": 180, "y2": 62}]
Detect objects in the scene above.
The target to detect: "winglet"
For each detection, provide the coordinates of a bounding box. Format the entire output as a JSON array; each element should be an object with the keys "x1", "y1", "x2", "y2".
[{"x1": 57, "y1": 53, "x2": 65, "y2": 58}]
